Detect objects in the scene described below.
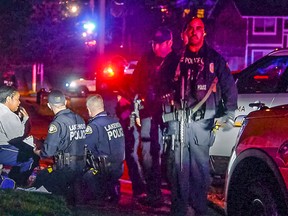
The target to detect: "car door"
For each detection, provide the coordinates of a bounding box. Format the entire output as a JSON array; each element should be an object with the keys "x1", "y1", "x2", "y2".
[{"x1": 209, "y1": 54, "x2": 288, "y2": 175}]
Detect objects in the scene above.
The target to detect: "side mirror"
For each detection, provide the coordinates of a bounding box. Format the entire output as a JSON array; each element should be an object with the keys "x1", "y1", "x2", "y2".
[{"x1": 249, "y1": 102, "x2": 268, "y2": 110}]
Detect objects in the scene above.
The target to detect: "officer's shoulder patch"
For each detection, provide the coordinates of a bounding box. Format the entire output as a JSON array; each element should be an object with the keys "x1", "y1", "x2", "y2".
[
  {"x1": 48, "y1": 124, "x2": 57, "y2": 134},
  {"x1": 85, "y1": 125, "x2": 93, "y2": 134}
]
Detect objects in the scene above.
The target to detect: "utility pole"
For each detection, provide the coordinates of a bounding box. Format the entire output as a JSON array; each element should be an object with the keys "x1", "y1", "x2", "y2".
[
  {"x1": 90, "y1": 0, "x2": 95, "y2": 15},
  {"x1": 98, "y1": 0, "x2": 105, "y2": 55}
]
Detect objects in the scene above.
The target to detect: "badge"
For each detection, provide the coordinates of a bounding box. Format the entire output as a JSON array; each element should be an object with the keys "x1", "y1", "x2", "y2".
[
  {"x1": 85, "y1": 125, "x2": 93, "y2": 134},
  {"x1": 197, "y1": 85, "x2": 206, "y2": 90},
  {"x1": 209, "y1": 63, "x2": 214, "y2": 73},
  {"x1": 48, "y1": 124, "x2": 57, "y2": 134}
]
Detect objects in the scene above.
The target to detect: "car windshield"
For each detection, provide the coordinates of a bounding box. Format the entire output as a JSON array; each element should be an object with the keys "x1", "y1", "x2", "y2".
[{"x1": 237, "y1": 56, "x2": 288, "y2": 93}]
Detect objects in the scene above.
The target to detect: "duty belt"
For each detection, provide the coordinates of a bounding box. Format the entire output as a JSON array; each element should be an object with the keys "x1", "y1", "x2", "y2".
[
  {"x1": 69, "y1": 155, "x2": 85, "y2": 161},
  {"x1": 55, "y1": 152, "x2": 85, "y2": 169}
]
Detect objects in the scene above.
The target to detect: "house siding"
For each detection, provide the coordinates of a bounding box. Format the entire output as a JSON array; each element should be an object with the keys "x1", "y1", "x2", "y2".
[{"x1": 208, "y1": 0, "x2": 288, "y2": 70}]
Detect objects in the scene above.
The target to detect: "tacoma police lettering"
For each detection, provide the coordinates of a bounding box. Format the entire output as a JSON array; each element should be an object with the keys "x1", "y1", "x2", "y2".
[
  {"x1": 104, "y1": 122, "x2": 124, "y2": 140},
  {"x1": 69, "y1": 123, "x2": 86, "y2": 141}
]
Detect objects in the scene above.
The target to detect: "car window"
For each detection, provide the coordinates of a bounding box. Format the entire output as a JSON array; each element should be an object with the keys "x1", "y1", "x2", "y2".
[{"x1": 237, "y1": 56, "x2": 288, "y2": 93}]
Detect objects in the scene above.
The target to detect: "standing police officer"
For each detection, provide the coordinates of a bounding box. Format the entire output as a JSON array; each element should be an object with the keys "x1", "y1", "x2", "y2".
[
  {"x1": 167, "y1": 17, "x2": 238, "y2": 215},
  {"x1": 129, "y1": 27, "x2": 179, "y2": 207},
  {"x1": 33, "y1": 90, "x2": 86, "y2": 200},
  {"x1": 84, "y1": 94, "x2": 125, "y2": 203}
]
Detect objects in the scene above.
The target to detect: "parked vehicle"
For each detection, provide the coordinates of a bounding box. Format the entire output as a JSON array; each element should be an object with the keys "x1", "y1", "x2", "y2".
[
  {"x1": 225, "y1": 104, "x2": 288, "y2": 215},
  {"x1": 124, "y1": 60, "x2": 138, "y2": 75},
  {"x1": 96, "y1": 57, "x2": 137, "y2": 91},
  {"x1": 65, "y1": 77, "x2": 96, "y2": 97},
  {"x1": 65, "y1": 59, "x2": 138, "y2": 97},
  {"x1": 210, "y1": 48, "x2": 288, "y2": 179}
]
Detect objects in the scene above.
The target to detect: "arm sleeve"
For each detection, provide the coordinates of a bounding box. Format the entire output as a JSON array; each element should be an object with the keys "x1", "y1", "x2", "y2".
[
  {"x1": 40, "y1": 122, "x2": 62, "y2": 158},
  {"x1": 2, "y1": 112, "x2": 25, "y2": 140},
  {"x1": 216, "y1": 56, "x2": 238, "y2": 112},
  {"x1": 85, "y1": 123, "x2": 100, "y2": 157}
]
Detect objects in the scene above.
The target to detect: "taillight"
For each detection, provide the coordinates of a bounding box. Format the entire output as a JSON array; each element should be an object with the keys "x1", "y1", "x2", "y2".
[{"x1": 103, "y1": 66, "x2": 115, "y2": 77}]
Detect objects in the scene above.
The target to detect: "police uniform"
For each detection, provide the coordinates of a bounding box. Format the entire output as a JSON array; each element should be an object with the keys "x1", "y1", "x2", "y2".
[
  {"x1": 84, "y1": 111, "x2": 125, "y2": 201},
  {"x1": 34, "y1": 108, "x2": 86, "y2": 196},
  {"x1": 169, "y1": 42, "x2": 238, "y2": 215},
  {"x1": 131, "y1": 49, "x2": 179, "y2": 205},
  {"x1": 116, "y1": 101, "x2": 145, "y2": 197}
]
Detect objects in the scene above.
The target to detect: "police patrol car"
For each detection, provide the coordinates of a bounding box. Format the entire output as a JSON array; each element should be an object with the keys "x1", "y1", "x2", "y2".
[
  {"x1": 65, "y1": 77, "x2": 96, "y2": 97},
  {"x1": 210, "y1": 48, "x2": 288, "y2": 179},
  {"x1": 65, "y1": 60, "x2": 138, "y2": 97}
]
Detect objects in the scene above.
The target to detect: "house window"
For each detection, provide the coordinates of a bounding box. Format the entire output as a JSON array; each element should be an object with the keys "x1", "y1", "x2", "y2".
[
  {"x1": 284, "y1": 19, "x2": 288, "y2": 30},
  {"x1": 253, "y1": 18, "x2": 276, "y2": 35}
]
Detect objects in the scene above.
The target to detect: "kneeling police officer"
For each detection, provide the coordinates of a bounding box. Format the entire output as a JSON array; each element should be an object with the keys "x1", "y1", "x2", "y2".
[
  {"x1": 83, "y1": 94, "x2": 125, "y2": 203},
  {"x1": 33, "y1": 90, "x2": 86, "y2": 202}
]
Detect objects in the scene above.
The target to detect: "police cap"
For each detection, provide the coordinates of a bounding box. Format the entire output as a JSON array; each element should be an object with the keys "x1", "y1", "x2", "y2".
[{"x1": 48, "y1": 90, "x2": 66, "y2": 104}]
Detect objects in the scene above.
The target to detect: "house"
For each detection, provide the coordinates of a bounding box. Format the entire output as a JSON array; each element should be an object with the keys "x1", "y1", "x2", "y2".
[{"x1": 207, "y1": 0, "x2": 288, "y2": 70}]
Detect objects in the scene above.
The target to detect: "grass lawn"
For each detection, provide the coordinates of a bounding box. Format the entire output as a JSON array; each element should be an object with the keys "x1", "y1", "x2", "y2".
[{"x1": 0, "y1": 189, "x2": 71, "y2": 216}]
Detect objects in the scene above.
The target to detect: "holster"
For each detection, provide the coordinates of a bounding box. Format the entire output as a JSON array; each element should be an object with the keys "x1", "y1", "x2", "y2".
[
  {"x1": 84, "y1": 149, "x2": 110, "y2": 175},
  {"x1": 54, "y1": 151, "x2": 64, "y2": 170},
  {"x1": 55, "y1": 151, "x2": 83, "y2": 170},
  {"x1": 97, "y1": 155, "x2": 110, "y2": 174}
]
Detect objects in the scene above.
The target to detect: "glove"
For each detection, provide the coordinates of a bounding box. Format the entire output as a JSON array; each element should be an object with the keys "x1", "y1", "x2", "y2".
[{"x1": 220, "y1": 111, "x2": 235, "y2": 131}]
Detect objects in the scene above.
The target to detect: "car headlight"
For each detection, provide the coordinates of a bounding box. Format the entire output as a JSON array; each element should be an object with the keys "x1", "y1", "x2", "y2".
[{"x1": 69, "y1": 81, "x2": 77, "y2": 88}]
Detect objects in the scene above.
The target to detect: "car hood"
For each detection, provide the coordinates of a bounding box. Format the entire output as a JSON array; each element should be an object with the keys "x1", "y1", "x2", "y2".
[{"x1": 245, "y1": 104, "x2": 288, "y2": 120}]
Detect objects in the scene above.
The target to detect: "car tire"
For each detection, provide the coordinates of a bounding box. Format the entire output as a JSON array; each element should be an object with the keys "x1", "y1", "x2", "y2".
[
  {"x1": 227, "y1": 174, "x2": 285, "y2": 216},
  {"x1": 78, "y1": 86, "x2": 88, "y2": 97}
]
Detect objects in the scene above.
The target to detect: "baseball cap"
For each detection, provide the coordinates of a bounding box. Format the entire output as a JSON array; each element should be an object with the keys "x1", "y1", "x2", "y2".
[
  {"x1": 152, "y1": 27, "x2": 172, "y2": 44},
  {"x1": 48, "y1": 90, "x2": 66, "y2": 104}
]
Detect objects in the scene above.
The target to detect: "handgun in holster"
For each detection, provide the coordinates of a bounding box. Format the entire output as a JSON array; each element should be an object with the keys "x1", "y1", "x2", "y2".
[
  {"x1": 64, "y1": 152, "x2": 70, "y2": 166},
  {"x1": 97, "y1": 155, "x2": 110, "y2": 174},
  {"x1": 84, "y1": 146, "x2": 99, "y2": 172}
]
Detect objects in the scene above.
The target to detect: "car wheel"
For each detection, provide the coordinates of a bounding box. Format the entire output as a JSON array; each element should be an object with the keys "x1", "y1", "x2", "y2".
[
  {"x1": 227, "y1": 176, "x2": 283, "y2": 216},
  {"x1": 78, "y1": 87, "x2": 88, "y2": 97}
]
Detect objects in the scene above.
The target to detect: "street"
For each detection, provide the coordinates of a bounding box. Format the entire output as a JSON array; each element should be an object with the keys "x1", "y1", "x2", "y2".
[{"x1": 21, "y1": 94, "x2": 224, "y2": 216}]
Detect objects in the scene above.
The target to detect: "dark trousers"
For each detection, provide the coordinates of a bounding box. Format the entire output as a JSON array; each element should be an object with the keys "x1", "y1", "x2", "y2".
[
  {"x1": 33, "y1": 166, "x2": 82, "y2": 206},
  {"x1": 140, "y1": 117, "x2": 162, "y2": 199},
  {"x1": 120, "y1": 117, "x2": 145, "y2": 195},
  {"x1": 82, "y1": 168, "x2": 121, "y2": 202},
  {"x1": 169, "y1": 119, "x2": 215, "y2": 216},
  {"x1": 0, "y1": 144, "x2": 37, "y2": 186}
]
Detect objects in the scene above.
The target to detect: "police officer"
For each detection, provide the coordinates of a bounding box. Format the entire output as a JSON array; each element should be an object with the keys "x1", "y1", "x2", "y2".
[
  {"x1": 84, "y1": 94, "x2": 125, "y2": 203},
  {"x1": 0, "y1": 86, "x2": 37, "y2": 186},
  {"x1": 128, "y1": 26, "x2": 179, "y2": 207},
  {"x1": 33, "y1": 90, "x2": 86, "y2": 200},
  {"x1": 168, "y1": 17, "x2": 238, "y2": 216}
]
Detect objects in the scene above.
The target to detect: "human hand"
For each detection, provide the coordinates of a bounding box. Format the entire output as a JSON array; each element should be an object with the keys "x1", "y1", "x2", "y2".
[
  {"x1": 19, "y1": 106, "x2": 29, "y2": 119},
  {"x1": 219, "y1": 111, "x2": 235, "y2": 131},
  {"x1": 33, "y1": 149, "x2": 41, "y2": 156},
  {"x1": 135, "y1": 117, "x2": 141, "y2": 127}
]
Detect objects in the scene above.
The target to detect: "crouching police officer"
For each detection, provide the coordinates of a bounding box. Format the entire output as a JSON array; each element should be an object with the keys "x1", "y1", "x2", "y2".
[
  {"x1": 83, "y1": 94, "x2": 125, "y2": 203},
  {"x1": 33, "y1": 90, "x2": 86, "y2": 203}
]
